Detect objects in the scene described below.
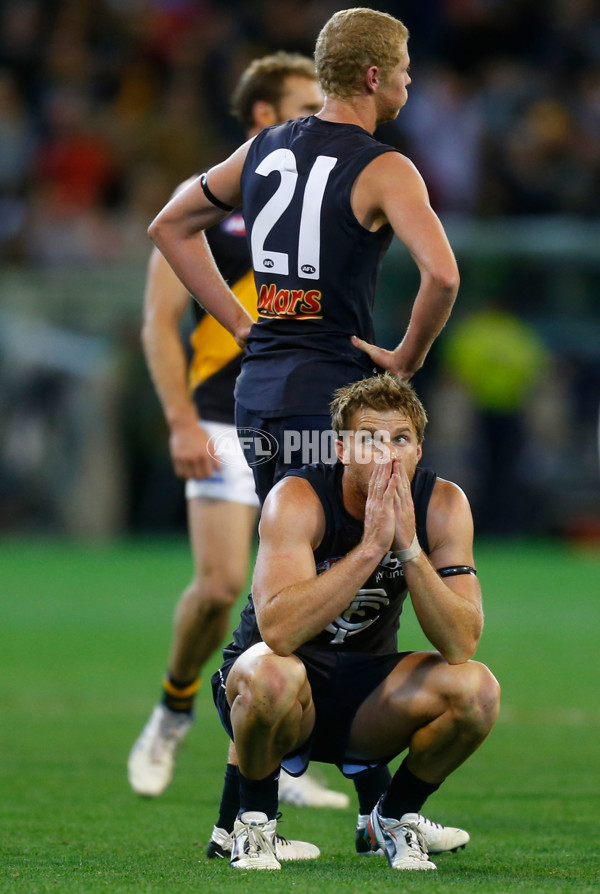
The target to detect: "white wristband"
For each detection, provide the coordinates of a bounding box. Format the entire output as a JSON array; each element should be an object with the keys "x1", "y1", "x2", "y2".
[{"x1": 392, "y1": 534, "x2": 422, "y2": 563}]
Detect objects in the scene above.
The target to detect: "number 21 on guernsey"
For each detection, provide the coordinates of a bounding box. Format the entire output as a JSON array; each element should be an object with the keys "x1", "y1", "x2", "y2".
[{"x1": 250, "y1": 149, "x2": 337, "y2": 280}]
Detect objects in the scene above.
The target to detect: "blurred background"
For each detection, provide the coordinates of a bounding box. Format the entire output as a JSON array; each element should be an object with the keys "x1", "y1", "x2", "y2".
[{"x1": 1, "y1": 0, "x2": 599, "y2": 542}]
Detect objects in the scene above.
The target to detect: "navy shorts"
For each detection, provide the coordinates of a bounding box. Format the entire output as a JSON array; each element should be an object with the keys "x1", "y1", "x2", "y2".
[
  {"x1": 211, "y1": 646, "x2": 413, "y2": 777},
  {"x1": 235, "y1": 406, "x2": 333, "y2": 505}
]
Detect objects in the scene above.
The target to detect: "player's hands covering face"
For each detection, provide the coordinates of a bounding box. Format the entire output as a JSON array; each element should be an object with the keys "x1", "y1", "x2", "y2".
[
  {"x1": 362, "y1": 456, "x2": 399, "y2": 557},
  {"x1": 391, "y1": 457, "x2": 417, "y2": 552}
]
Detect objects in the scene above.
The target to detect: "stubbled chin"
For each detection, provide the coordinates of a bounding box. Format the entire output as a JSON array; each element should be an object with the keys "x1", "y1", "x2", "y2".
[{"x1": 376, "y1": 106, "x2": 402, "y2": 126}]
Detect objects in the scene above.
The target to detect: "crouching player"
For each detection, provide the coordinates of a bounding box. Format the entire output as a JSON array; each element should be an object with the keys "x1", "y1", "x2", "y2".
[{"x1": 212, "y1": 374, "x2": 500, "y2": 870}]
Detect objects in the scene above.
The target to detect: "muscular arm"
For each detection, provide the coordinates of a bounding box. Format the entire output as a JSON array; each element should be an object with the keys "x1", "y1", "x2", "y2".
[
  {"x1": 253, "y1": 460, "x2": 399, "y2": 656},
  {"x1": 400, "y1": 476, "x2": 483, "y2": 664},
  {"x1": 148, "y1": 144, "x2": 255, "y2": 347},
  {"x1": 141, "y1": 245, "x2": 218, "y2": 480},
  {"x1": 351, "y1": 152, "x2": 459, "y2": 378}
]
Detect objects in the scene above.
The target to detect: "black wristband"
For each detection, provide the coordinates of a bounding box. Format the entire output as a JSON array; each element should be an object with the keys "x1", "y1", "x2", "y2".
[{"x1": 200, "y1": 173, "x2": 234, "y2": 212}]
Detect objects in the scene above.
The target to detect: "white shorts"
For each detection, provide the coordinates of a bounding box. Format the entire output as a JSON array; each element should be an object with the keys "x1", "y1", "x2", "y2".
[{"x1": 185, "y1": 420, "x2": 259, "y2": 507}]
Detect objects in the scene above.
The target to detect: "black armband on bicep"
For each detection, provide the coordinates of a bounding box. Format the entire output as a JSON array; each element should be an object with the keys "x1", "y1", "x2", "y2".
[
  {"x1": 436, "y1": 565, "x2": 477, "y2": 578},
  {"x1": 200, "y1": 173, "x2": 234, "y2": 212}
]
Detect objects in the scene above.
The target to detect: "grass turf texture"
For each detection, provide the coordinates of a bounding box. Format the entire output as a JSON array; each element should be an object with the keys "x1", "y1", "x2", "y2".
[{"x1": 1, "y1": 538, "x2": 599, "y2": 892}]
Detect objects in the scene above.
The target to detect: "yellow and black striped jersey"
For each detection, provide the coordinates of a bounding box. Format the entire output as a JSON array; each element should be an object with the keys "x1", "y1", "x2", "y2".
[{"x1": 188, "y1": 211, "x2": 257, "y2": 423}]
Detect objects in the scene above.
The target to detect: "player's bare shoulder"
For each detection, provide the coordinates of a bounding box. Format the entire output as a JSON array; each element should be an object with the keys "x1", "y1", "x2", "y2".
[
  {"x1": 431, "y1": 475, "x2": 469, "y2": 508},
  {"x1": 203, "y1": 136, "x2": 257, "y2": 208},
  {"x1": 260, "y1": 473, "x2": 326, "y2": 550},
  {"x1": 429, "y1": 476, "x2": 471, "y2": 521},
  {"x1": 426, "y1": 476, "x2": 474, "y2": 547},
  {"x1": 352, "y1": 150, "x2": 428, "y2": 230}
]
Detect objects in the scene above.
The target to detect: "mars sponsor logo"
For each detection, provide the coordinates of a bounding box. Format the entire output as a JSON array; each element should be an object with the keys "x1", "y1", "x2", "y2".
[{"x1": 257, "y1": 283, "x2": 323, "y2": 319}]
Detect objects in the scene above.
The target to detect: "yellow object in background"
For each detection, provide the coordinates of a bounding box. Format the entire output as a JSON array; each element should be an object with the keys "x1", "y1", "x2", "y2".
[{"x1": 442, "y1": 308, "x2": 549, "y2": 412}]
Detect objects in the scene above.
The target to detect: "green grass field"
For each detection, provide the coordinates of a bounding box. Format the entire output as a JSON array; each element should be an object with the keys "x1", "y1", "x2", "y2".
[{"x1": 1, "y1": 538, "x2": 599, "y2": 893}]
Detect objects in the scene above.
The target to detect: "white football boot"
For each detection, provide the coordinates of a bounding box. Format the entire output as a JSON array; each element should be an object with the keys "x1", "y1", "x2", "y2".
[
  {"x1": 127, "y1": 705, "x2": 192, "y2": 796},
  {"x1": 207, "y1": 821, "x2": 319, "y2": 860},
  {"x1": 357, "y1": 809, "x2": 469, "y2": 854},
  {"x1": 229, "y1": 812, "x2": 281, "y2": 870},
  {"x1": 367, "y1": 800, "x2": 436, "y2": 870}
]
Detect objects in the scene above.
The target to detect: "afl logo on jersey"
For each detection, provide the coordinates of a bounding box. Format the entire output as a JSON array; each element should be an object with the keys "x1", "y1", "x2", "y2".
[
  {"x1": 263, "y1": 258, "x2": 274, "y2": 268},
  {"x1": 222, "y1": 213, "x2": 246, "y2": 237},
  {"x1": 301, "y1": 264, "x2": 316, "y2": 275}
]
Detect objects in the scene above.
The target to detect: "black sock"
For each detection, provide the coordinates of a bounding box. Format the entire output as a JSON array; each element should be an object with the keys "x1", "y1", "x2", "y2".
[
  {"x1": 354, "y1": 765, "x2": 392, "y2": 815},
  {"x1": 161, "y1": 674, "x2": 199, "y2": 714},
  {"x1": 380, "y1": 758, "x2": 441, "y2": 819},
  {"x1": 215, "y1": 763, "x2": 240, "y2": 832},
  {"x1": 238, "y1": 769, "x2": 279, "y2": 821}
]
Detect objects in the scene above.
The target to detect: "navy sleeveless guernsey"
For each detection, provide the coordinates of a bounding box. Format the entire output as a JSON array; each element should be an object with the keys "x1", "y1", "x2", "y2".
[
  {"x1": 235, "y1": 116, "x2": 398, "y2": 417},
  {"x1": 221, "y1": 462, "x2": 437, "y2": 663}
]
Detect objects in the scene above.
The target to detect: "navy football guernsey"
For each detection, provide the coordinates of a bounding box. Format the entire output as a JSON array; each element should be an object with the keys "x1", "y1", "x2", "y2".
[
  {"x1": 188, "y1": 213, "x2": 257, "y2": 424},
  {"x1": 221, "y1": 462, "x2": 437, "y2": 665},
  {"x1": 235, "y1": 116, "x2": 399, "y2": 417}
]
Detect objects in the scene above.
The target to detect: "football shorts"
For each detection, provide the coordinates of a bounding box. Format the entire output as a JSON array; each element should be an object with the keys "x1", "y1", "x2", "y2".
[{"x1": 185, "y1": 420, "x2": 259, "y2": 507}]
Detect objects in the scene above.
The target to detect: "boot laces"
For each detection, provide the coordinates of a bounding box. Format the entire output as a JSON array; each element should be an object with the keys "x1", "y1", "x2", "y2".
[
  {"x1": 403, "y1": 822, "x2": 429, "y2": 859},
  {"x1": 274, "y1": 811, "x2": 290, "y2": 846},
  {"x1": 245, "y1": 823, "x2": 275, "y2": 857},
  {"x1": 415, "y1": 813, "x2": 442, "y2": 830}
]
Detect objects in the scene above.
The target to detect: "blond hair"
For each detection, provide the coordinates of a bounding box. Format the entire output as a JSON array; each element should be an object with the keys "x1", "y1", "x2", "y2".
[
  {"x1": 315, "y1": 8, "x2": 409, "y2": 100},
  {"x1": 330, "y1": 373, "x2": 427, "y2": 443},
  {"x1": 231, "y1": 51, "x2": 316, "y2": 130}
]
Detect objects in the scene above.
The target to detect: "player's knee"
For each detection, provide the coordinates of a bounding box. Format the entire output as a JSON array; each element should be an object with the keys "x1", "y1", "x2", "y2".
[
  {"x1": 251, "y1": 651, "x2": 306, "y2": 703},
  {"x1": 452, "y1": 661, "x2": 501, "y2": 733},
  {"x1": 187, "y1": 569, "x2": 241, "y2": 612},
  {"x1": 238, "y1": 650, "x2": 307, "y2": 721}
]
